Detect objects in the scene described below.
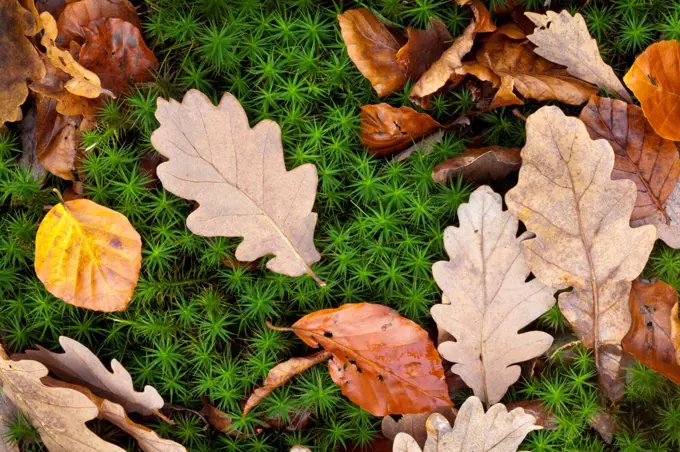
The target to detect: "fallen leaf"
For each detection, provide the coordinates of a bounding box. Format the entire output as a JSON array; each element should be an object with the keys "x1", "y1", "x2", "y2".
[
  {"x1": 624, "y1": 40, "x2": 680, "y2": 141},
  {"x1": 505, "y1": 106, "x2": 656, "y2": 401},
  {"x1": 18, "y1": 98, "x2": 47, "y2": 181},
  {"x1": 337, "y1": 8, "x2": 406, "y2": 97},
  {"x1": 270, "y1": 303, "x2": 452, "y2": 416},
  {"x1": 671, "y1": 303, "x2": 680, "y2": 366},
  {"x1": 505, "y1": 400, "x2": 557, "y2": 430},
  {"x1": 201, "y1": 401, "x2": 260, "y2": 438},
  {"x1": 622, "y1": 279, "x2": 680, "y2": 385},
  {"x1": 597, "y1": 344, "x2": 631, "y2": 402},
  {"x1": 526, "y1": 10, "x2": 632, "y2": 103},
  {"x1": 0, "y1": 0, "x2": 45, "y2": 125},
  {"x1": 243, "y1": 351, "x2": 331, "y2": 416},
  {"x1": 34, "y1": 199, "x2": 142, "y2": 311},
  {"x1": 381, "y1": 407, "x2": 458, "y2": 448},
  {"x1": 587, "y1": 411, "x2": 618, "y2": 444},
  {"x1": 56, "y1": 0, "x2": 141, "y2": 45},
  {"x1": 15, "y1": 336, "x2": 163, "y2": 416},
  {"x1": 78, "y1": 18, "x2": 159, "y2": 96},
  {"x1": 0, "y1": 393, "x2": 19, "y2": 452},
  {"x1": 579, "y1": 96, "x2": 680, "y2": 247},
  {"x1": 393, "y1": 129, "x2": 446, "y2": 162},
  {"x1": 432, "y1": 146, "x2": 521, "y2": 184},
  {"x1": 150, "y1": 90, "x2": 323, "y2": 284},
  {"x1": 396, "y1": 19, "x2": 453, "y2": 81},
  {"x1": 392, "y1": 396, "x2": 539, "y2": 452},
  {"x1": 35, "y1": 0, "x2": 77, "y2": 17},
  {"x1": 431, "y1": 186, "x2": 556, "y2": 406},
  {"x1": 360, "y1": 104, "x2": 442, "y2": 157}
]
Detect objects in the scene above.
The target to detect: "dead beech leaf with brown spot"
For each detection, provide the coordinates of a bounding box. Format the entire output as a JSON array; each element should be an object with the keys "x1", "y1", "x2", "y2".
[
  {"x1": 431, "y1": 186, "x2": 555, "y2": 406},
  {"x1": 525, "y1": 10, "x2": 632, "y2": 103},
  {"x1": 396, "y1": 19, "x2": 452, "y2": 81},
  {"x1": 270, "y1": 303, "x2": 452, "y2": 416},
  {"x1": 505, "y1": 106, "x2": 656, "y2": 401},
  {"x1": 150, "y1": 90, "x2": 323, "y2": 284},
  {"x1": 243, "y1": 351, "x2": 331, "y2": 416},
  {"x1": 337, "y1": 9, "x2": 406, "y2": 97},
  {"x1": 432, "y1": 146, "x2": 521, "y2": 184},
  {"x1": 381, "y1": 407, "x2": 458, "y2": 448},
  {"x1": 57, "y1": 0, "x2": 140, "y2": 45},
  {"x1": 360, "y1": 104, "x2": 442, "y2": 157},
  {"x1": 579, "y1": 96, "x2": 680, "y2": 247}
]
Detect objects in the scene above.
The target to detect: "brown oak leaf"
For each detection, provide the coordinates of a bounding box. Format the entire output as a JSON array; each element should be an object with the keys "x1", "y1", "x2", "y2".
[
  {"x1": 432, "y1": 146, "x2": 521, "y2": 184},
  {"x1": 396, "y1": 18, "x2": 452, "y2": 81}
]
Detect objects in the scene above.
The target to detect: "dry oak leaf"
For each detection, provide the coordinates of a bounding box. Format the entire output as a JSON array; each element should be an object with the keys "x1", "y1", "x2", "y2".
[
  {"x1": 392, "y1": 396, "x2": 539, "y2": 452},
  {"x1": 337, "y1": 8, "x2": 406, "y2": 97},
  {"x1": 151, "y1": 90, "x2": 323, "y2": 284},
  {"x1": 270, "y1": 303, "x2": 452, "y2": 416},
  {"x1": 360, "y1": 104, "x2": 443, "y2": 157},
  {"x1": 624, "y1": 40, "x2": 680, "y2": 141},
  {"x1": 505, "y1": 106, "x2": 656, "y2": 401},
  {"x1": 396, "y1": 18, "x2": 453, "y2": 81},
  {"x1": 34, "y1": 199, "x2": 142, "y2": 311},
  {"x1": 431, "y1": 186, "x2": 556, "y2": 406},
  {"x1": 579, "y1": 95, "x2": 680, "y2": 247},
  {"x1": 432, "y1": 146, "x2": 521, "y2": 184},
  {"x1": 57, "y1": 0, "x2": 141, "y2": 46},
  {"x1": 525, "y1": 10, "x2": 632, "y2": 103},
  {"x1": 243, "y1": 351, "x2": 331, "y2": 416},
  {"x1": 622, "y1": 279, "x2": 680, "y2": 385},
  {"x1": 382, "y1": 407, "x2": 458, "y2": 448},
  {"x1": 15, "y1": 336, "x2": 163, "y2": 416},
  {"x1": 0, "y1": 353, "x2": 124, "y2": 451},
  {"x1": 78, "y1": 18, "x2": 159, "y2": 97},
  {"x1": 0, "y1": 0, "x2": 45, "y2": 125}
]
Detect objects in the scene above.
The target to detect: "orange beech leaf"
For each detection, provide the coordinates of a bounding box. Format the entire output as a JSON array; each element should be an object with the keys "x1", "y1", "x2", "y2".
[
  {"x1": 243, "y1": 351, "x2": 331, "y2": 416},
  {"x1": 624, "y1": 40, "x2": 680, "y2": 141},
  {"x1": 57, "y1": 0, "x2": 140, "y2": 45},
  {"x1": 337, "y1": 9, "x2": 406, "y2": 97},
  {"x1": 271, "y1": 303, "x2": 452, "y2": 416},
  {"x1": 579, "y1": 96, "x2": 680, "y2": 246},
  {"x1": 35, "y1": 199, "x2": 142, "y2": 312},
  {"x1": 432, "y1": 146, "x2": 521, "y2": 184},
  {"x1": 396, "y1": 18, "x2": 452, "y2": 81},
  {"x1": 622, "y1": 279, "x2": 680, "y2": 385},
  {"x1": 360, "y1": 104, "x2": 442, "y2": 157}
]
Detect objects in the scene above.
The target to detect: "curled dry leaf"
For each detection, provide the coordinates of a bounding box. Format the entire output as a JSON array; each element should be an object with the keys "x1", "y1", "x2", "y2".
[
  {"x1": 526, "y1": 10, "x2": 632, "y2": 103},
  {"x1": 505, "y1": 106, "x2": 656, "y2": 401},
  {"x1": 431, "y1": 186, "x2": 556, "y2": 406},
  {"x1": 360, "y1": 104, "x2": 442, "y2": 157},
  {"x1": 271, "y1": 303, "x2": 452, "y2": 416},
  {"x1": 579, "y1": 96, "x2": 680, "y2": 247},
  {"x1": 151, "y1": 90, "x2": 323, "y2": 284},
  {"x1": 392, "y1": 396, "x2": 539, "y2": 452},
  {"x1": 0, "y1": 0, "x2": 45, "y2": 125},
  {"x1": 624, "y1": 40, "x2": 680, "y2": 141},
  {"x1": 622, "y1": 279, "x2": 680, "y2": 385},
  {"x1": 34, "y1": 199, "x2": 142, "y2": 312},
  {"x1": 396, "y1": 19, "x2": 453, "y2": 81},
  {"x1": 243, "y1": 351, "x2": 331, "y2": 416},
  {"x1": 15, "y1": 336, "x2": 163, "y2": 416},
  {"x1": 432, "y1": 146, "x2": 521, "y2": 184},
  {"x1": 382, "y1": 407, "x2": 458, "y2": 448},
  {"x1": 337, "y1": 9, "x2": 406, "y2": 97},
  {"x1": 57, "y1": 0, "x2": 141, "y2": 45}
]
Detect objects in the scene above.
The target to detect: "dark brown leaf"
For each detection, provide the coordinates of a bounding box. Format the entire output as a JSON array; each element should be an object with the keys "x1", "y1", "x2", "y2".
[
  {"x1": 432, "y1": 146, "x2": 521, "y2": 184},
  {"x1": 396, "y1": 19, "x2": 452, "y2": 81},
  {"x1": 588, "y1": 412, "x2": 618, "y2": 444},
  {"x1": 56, "y1": 0, "x2": 140, "y2": 46}
]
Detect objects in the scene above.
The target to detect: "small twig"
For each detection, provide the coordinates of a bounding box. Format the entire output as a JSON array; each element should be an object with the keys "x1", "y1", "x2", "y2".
[
  {"x1": 549, "y1": 340, "x2": 581, "y2": 361},
  {"x1": 512, "y1": 109, "x2": 528, "y2": 121},
  {"x1": 162, "y1": 404, "x2": 208, "y2": 429}
]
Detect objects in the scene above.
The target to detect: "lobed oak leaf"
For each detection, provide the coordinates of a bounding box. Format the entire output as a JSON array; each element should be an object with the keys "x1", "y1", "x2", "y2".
[
  {"x1": 525, "y1": 10, "x2": 632, "y2": 103},
  {"x1": 34, "y1": 199, "x2": 142, "y2": 312},
  {"x1": 432, "y1": 146, "x2": 521, "y2": 184},
  {"x1": 271, "y1": 303, "x2": 452, "y2": 416},
  {"x1": 396, "y1": 19, "x2": 453, "y2": 81},
  {"x1": 150, "y1": 90, "x2": 323, "y2": 284},
  {"x1": 431, "y1": 186, "x2": 556, "y2": 406},
  {"x1": 505, "y1": 106, "x2": 656, "y2": 401},
  {"x1": 56, "y1": 0, "x2": 141, "y2": 46}
]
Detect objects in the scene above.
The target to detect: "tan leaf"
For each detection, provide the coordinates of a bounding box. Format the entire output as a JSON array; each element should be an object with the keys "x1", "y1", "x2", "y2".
[
  {"x1": 15, "y1": 336, "x2": 163, "y2": 416},
  {"x1": 150, "y1": 90, "x2": 323, "y2": 284},
  {"x1": 656, "y1": 183, "x2": 680, "y2": 248},
  {"x1": 396, "y1": 19, "x2": 453, "y2": 81},
  {"x1": 392, "y1": 396, "x2": 539, "y2": 452},
  {"x1": 505, "y1": 400, "x2": 557, "y2": 430},
  {"x1": 337, "y1": 9, "x2": 406, "y2": 97},
  {"x1": 381, "y1": 407, "x2": 458, "y2": 448},
  {"x1": 56, "y1": 0, "x2": 141, "y2": 46},
  {"x1": 432, "y1": 146, "x2": 521, "y2": 184},
  {"x1": 360, "y1": 104, "x2": 442, "y2": 157},
  {"x1": 243, "y1": 351, "x2": 331, "y2": 416},
  {"x1": 431, "y1": 186, "x2": 556, "y2": 406},
  {"x1": 525, "y1": 10, "x2": 632, "y2": 103},
  {"x1": 505, "y1": 106, "x2": 656, "y2": 401},
  {"x1": 671, "y1": 303, "x2": 680, "y2": 366}
]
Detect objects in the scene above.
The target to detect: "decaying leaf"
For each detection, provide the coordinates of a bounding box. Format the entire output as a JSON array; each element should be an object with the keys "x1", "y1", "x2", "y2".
[
  {"x1": 337, "y1": 9, "x2": 406, "y2": 97},
  {"x1": 431, "y1": 186, "x2": 556, "y2": 406},
  {"x1": 34, "y1": 199, "x2": 142, "y2": 312},
  {"x1": 624, "y1": 40, "x2": 680, "y2": 141},
  {"x1": 526, "y1": 10, "x2": 632, "y2": 103},
  {"x1": 622, "y1": 279, "x2": 680, "y2": 385},
  {"x1": 588, "y1": 411, "x2": 618, "y2": 444},
  {"x1": 392, "y1": 396, "x2": 539, "y2": 452},
  {"x1": 243, "y1": 351, "x2": 331, "y2": 416},
  {"x1": 360, "y1": 104, "x2": 442, "y2": 157},
  {"x1": 505, "y1": 106, "x2": 656, "y2": 401},
  {"x1": 0, "y1": 0, "x2": 45, "y2": 125},
  {"x1": 56, "y1": 0, "x2": 141, "y2": 45},
  {"x1": 151, "y1": 90, "x2": 323, "y2": 284},
  {"x1": 15, "y1": 336, "x2": 163, "y2": 416},
  {"x1": 382, "y1": 407, "x2": 458, "y2": 448},
  {"x1": 270, "y1": 303, "x2": 452, "y2": 416},
  {"x1": 432, "y1": 146, "x2": 521, "y2": 184},
  {"x1": 396, "y1": 19, "x2": 453, "y2": 81}
]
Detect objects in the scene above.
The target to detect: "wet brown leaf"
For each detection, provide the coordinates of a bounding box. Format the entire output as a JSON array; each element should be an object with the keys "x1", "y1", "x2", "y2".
[
  {"x1": 57, "y1": 0, "x2": 140, "y2": 45},
  {"x1": 588, "y1": 411, "x2": 618, "y2": 444},
  {"x1": 432, "y1": 146, "x2": 521, "y2": 184},
  {"x1": 381, "y1": 407, "x2": 458, "y2": 448},
  {"x1": 396, "y1": 19, "x2": 452, "y2": 81}
]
